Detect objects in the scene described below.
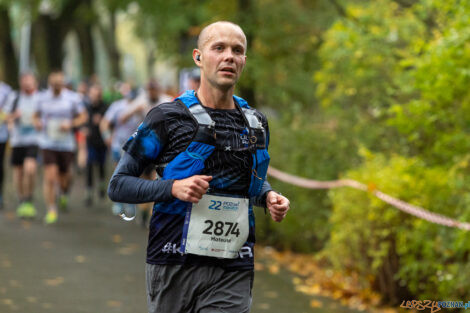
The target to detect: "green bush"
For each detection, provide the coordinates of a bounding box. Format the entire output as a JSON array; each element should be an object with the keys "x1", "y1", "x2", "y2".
[{"x1": 325, "y1": 150, "x2": 470, "y2": 302}]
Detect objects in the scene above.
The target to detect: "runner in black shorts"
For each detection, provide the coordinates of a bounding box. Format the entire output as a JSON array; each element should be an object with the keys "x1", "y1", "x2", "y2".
[
  {"x1": 5, "y1": 73, "x2": 40, "y2": 217},
  {"x1": 83, "y1": 84, "x2": 107, "y2": 205},
  {"x1": 0, "y1": 80, "x2": 11, "y2": 209},
  {"x1": 108, "y1": 21, "x2": 290, "y2": 312},
  {"x1": 34, "y1": 71, "x2": 88, "y2": 224}
]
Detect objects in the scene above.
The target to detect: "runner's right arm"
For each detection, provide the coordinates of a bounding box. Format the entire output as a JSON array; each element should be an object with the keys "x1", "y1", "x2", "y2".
[{"x1": 108, "y1": 152, "x2": 175, "y2": 203}]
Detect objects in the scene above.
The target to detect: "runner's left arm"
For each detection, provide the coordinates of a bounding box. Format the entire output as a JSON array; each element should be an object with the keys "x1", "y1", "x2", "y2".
[
  {"x1": 250, "y1": 111, "x2": 274, "y2": 208},
  {"x1": 72, "y1": 97, "x2": 88, "y2": 128}
]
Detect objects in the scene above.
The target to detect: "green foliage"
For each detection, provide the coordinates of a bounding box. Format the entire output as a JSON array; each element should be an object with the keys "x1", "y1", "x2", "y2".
[
  {"x1": 325, "y1": 151, "x2": 470, "y2": 300},
  {"x1": 256, "y1": 105, "x2": 361, "y2": 252},
  {"x1": 314, "y1": 0, "x2": 470, "y2": 302}
]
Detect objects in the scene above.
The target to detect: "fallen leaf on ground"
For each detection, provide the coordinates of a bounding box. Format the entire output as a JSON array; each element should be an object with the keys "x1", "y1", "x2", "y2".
[
  {"x1": 268, "y1": 264, "x2": 279, "y2": 275},
  {"x1": 257, "y1": 303, "x2": 270, "y2": 310},
  {"x1": 26, "y1": 297, "x2": 38, "y2": 303},
  {"x1": 116, "y1": 244, "x2": 138, "y2": 255},
  {"x1": 74, "y1": 255, "x2": 86, "y2": 263},
  {"x1": 44, "y1": 277, "x2": 64, "y2": 287},
  {"x1": 264, "y1": 291, "x2": 278, "y2": 298},
  {"x1": 21, "y1": 221, "x2": 31, "y2": 229},
  {"x1": 106, "y1": 300, "x2": 122, "y2": 308},
  {"x1": 112, "y1": 234, "x2": 122, "y2": 244},
  {"x1": 310, "y1": 300, "x2": 323, "y2": 308},
  {"x1": 254, "y1": 262, "x2": 264, "y2": 271},
  {"x1": 4, "y1": 212, "x2": 15, "y2": 221},
  {"x1": 41, "y1": 241, "x2": 54, "y2": 249},
  {"x1": 1, "y1": 298, "x2": 13, "y2": 306}
]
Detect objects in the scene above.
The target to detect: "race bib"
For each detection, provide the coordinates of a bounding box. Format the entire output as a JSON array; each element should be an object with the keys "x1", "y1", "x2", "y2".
[
  {"x1": 181, "y1": 194, "x2": 249, "y2": 259},
  {"x1": 20, "y1": 108, "x2": 34, "y2": 127},
  {"x1": 47, "y1": 118, "x2": 69, "y2": 141},
  {"x1": 19, "y1": 109, "x2": 34, "y2": 135}
]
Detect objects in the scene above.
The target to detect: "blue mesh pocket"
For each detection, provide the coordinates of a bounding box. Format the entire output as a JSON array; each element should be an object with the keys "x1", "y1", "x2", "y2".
[
  {"x1": 162, "y1": 142, "x2": 215, "y2": 180},
  {"x1": 248, "y1": 149, "x2": 270, "y2": 196}
]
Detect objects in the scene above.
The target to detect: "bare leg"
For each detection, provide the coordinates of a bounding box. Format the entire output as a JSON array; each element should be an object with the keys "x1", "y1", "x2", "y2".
[
  {"x1": 13, "y1": 166, "x2": 24, "y2": 201},
  {"x1": 44, "y1": 164, "x2": 59, "y2": 210},
  {"x1": 23, "y1": 158, "x2": 37, "y2": 200}
]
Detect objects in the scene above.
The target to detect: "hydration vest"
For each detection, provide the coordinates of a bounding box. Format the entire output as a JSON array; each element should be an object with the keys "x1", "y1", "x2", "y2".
[{"x1": 153, "y1": 90, "x2": 270, "y2": 216}]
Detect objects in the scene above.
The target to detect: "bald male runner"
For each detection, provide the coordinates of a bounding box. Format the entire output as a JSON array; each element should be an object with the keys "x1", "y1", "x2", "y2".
[{"x1": 108, "y1": 21, "x2": 290, "y2": 312}]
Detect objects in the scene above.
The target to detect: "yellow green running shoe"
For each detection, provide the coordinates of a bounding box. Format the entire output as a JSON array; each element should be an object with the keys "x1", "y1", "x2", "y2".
[
  {"x1": 22, "y1": 202, "x2": 37, "y2": 218},
  {"x1": 16, "y1": 202, "x2": 28, "y2": 218},
  {"x1": 44, "y1": 211, "x2": 58, "y2": 225}
]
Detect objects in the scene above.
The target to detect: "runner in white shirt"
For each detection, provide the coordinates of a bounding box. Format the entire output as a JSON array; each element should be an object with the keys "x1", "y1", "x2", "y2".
[
  {"x1": 5, "y1": 73, "x2": 40, "y2": 218},
  {"x1": 0, "y1": 81, "x2": 12, "y2": 209},
  {"x1": 100, "y1": 82, "x2": 140, "y2": 216},
  {"x1": 118, "y1": 80, "x2": 174, "y2": 226},
  {"x1": 33, "y1": 70, "x2": 88, "y2": 224}
]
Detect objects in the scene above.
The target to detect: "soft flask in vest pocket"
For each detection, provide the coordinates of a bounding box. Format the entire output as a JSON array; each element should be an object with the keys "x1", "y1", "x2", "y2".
[
  {"x1": 249, "y1": 149, "x2": 270, "y2": 196},
  {"x1": 162, "y1": 141, "x2": 215, "y2": 180}
]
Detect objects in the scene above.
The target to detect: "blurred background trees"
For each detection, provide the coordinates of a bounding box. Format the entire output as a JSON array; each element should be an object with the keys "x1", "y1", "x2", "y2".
[{"x1": 1, "y1": 0, "x2": 470, "y2": 304}]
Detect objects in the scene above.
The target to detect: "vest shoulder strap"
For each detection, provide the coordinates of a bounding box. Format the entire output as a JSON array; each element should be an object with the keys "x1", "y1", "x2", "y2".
[
  {"x1": 188, "y1": 104, "x2": 214, "y2": 126},
  {"x1": 241, "y1": 108, "x2": 263, "y2": 129}
]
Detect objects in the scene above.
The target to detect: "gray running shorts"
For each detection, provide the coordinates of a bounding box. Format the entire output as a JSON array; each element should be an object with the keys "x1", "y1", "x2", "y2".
[{"x1": 146, "y1": 263, "x2": 253, "y2": 313}]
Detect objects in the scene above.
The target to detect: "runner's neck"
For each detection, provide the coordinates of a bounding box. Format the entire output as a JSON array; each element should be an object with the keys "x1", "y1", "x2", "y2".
[{"x1": 197, "y1": 84, "x2": 235, "y2": 110}]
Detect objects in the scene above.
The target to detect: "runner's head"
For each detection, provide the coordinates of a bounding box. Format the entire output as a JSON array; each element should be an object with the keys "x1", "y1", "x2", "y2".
[
  {"x1": 20, "y1": 72, "x2": 37, "y2": 95},
  {"x1": 193, "y1": 21, "x2": 247, "y2": 92},
  {"x1": 88, "y1": 84, "x2": 102, "y2": 104},
  {"x1": 146, "y1": 79, "x2": 161, "y2": 102},
  {"x1": 48, "y1": 70, "x2": 65, "y2": 96}
]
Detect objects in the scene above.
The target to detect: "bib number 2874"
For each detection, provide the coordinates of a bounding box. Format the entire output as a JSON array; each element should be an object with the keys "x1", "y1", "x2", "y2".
[
  {"x1": 202, "y1": 220, "x2": 241, "y2": 237},
  {"x1": 182, "y1": 194, "x2": 249, "y2": 259}
]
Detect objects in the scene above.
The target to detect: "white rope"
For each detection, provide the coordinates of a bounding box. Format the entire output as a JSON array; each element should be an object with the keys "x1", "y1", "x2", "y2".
[{"x1": 267, "y1": 166, "x2": 470, "y2": 231}]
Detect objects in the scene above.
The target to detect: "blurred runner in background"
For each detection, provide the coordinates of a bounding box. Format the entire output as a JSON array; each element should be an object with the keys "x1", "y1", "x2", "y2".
[
  {"x1": 83, "y1": 84, "x2": 107, "y2": 205},
  {"x1": 75, "y1": 81, "x2": 89, "y2": 173},
  {"x1": 5, "y1": 72, "x2": 40, "y2": 218},
  {"x1": 118, "y1": 79, "x2": 173, "y2": 227},
  {"x1": 0, "y1": 80, "x2": 11, "y2": 209},
  {"x1": 188, "y1": 69, "x2": 201, "y2": 91},
  {"x1": 100, "y1": 82, "x2": 139, "y2": 217},
  {"x1": 34, "y1": 70, "x2": 88, "y2": 224}
]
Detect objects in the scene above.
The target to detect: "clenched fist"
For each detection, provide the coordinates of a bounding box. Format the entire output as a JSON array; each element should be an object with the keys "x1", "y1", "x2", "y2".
[
  {"x1": 266, "y1": 191, "x2": 290, "y2": 222},
  {"x1": 171, "y1": 175, "x2": 212, "y2": 203}
]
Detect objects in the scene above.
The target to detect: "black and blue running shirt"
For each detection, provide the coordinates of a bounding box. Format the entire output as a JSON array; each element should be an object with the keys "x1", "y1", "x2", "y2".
[{"x1": 121, "y1": 99, "x2": 270, "y2": 270}]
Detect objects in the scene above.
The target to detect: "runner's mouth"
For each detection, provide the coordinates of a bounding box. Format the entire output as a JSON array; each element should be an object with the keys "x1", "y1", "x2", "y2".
[{"x1": 219, "y1": 67, "x2": 236, "y2": 74}]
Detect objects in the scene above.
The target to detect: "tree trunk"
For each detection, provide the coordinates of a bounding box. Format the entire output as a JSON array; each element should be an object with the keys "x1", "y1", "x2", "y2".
[
  {"x1": 76, "y1": 24, "x2": 95, "y2": 78},
  {"x1": 108, "y1": 10, "x2": 121, "y2": 80},
  {"x1": 237, "y1": 0, "x2": 256, "y2": 107},
  {"x1": 31, "y1": 15, "x2": 67, "y2": 81},
  {"x1": 31, "y1": 0, "x2": 84, "y2": 82},
  {"x1": 0, "y1": 6, "x2": 19, "y2": 88},
  {"x1": 74, "y1": 0, "x2": 96, "y2": 79}
]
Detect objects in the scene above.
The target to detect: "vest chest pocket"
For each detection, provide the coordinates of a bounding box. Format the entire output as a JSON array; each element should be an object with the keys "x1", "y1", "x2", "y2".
[
  {"x1": 249, "y1": 148, "x2": 270, "y2": 197},
  {"x1": 162, "y1": 141, "x2": 215, "y2": 180}
]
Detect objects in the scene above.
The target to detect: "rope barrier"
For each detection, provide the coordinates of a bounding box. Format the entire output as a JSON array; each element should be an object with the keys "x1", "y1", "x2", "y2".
[{"x1": 267, "y1": 166, "x2": 470, "y2": 231}]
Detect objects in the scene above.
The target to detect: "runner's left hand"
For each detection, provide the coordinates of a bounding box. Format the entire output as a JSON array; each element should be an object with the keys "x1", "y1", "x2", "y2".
[
  {"x1": 266, "y1": 191, "x2": 290, "y2": 222},
  {"x1": 60, "y1": 120, "x2": 73, "y2": 131}
]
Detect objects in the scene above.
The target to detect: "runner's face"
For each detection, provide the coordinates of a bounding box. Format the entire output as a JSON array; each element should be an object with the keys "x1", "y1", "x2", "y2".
[
  {"x1": 200, "y1": 25, "x2": 246, "y2": 90},
  {"x1": 49, "y1": 73, "x2": 64, "y2": 94},
  {"x1": 88, "y1": 86, "x2": 102, "y2": 103},
  {"x1": 148, "y1": 87, "x2": 159, "y2": 101},
  {"x1": 20, "y1": 75, "x2": 37, "y2": 94}
]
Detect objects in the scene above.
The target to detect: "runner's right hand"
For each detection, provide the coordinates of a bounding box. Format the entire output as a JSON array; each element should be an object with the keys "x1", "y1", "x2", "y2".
[{"x1": 171, "y1": 175, "x2": 212, "y2": 203}]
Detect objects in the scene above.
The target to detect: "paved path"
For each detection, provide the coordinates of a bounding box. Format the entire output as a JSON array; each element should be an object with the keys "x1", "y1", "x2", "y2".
[{"x1": 0, "y1": 170, "x2": 362, "y2": 313}]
